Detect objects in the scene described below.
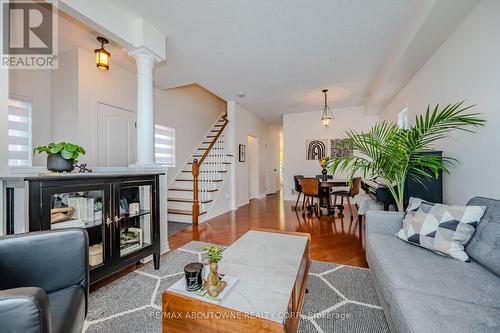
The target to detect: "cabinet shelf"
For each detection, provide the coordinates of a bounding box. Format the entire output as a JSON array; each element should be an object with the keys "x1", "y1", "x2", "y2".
[
  {"x1": 120, "y1": 209, "x2": 151, "y2": 219},
  {"x1": 51, "y1": 218, "x2": 102, "y2": 230}
]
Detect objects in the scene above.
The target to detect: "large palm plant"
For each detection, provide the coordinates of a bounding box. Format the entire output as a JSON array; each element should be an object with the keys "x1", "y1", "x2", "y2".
[{"x1": 327, "y1": 102, "x2": 485, "y2": 211}]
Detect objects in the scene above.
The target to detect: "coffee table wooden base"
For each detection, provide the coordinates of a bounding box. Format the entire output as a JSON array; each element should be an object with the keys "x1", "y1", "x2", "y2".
[{"x1": 162, "y1": 229, "x2": 310, "y2": 333}]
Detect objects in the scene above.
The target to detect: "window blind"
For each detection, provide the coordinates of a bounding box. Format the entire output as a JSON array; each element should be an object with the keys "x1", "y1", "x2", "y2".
[
  {"x1": 8, "y1": 98, "x2": 32, "y2": 167},
  {"x1": 154, "y1": 124, "x2": 175, "y2": 166}
]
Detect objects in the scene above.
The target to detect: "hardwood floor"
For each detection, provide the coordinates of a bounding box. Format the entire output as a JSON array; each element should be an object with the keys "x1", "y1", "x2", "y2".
[
  {"x1": 92, "y1": 191, "x2": 366, "y2": 291},
  {"x1": 169, "y1": 191, "x2": 367, "y2": 268}
]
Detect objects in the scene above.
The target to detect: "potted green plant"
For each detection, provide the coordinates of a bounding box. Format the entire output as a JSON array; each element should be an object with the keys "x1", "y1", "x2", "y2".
[
  {"x1": 327, "y1": 102, "x2": 485, "y2": 211},
  {"x1": 34, "y1": 142, "x2": 86, "y2": 173}
]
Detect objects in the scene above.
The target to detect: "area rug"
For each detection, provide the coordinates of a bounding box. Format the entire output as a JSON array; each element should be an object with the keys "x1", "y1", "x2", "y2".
[
  {"x1": 83, "y1": 241, "x2": 389, "y2": 333},
  {"x1": 167, "y1": 221, "x2": 190, "y2": 237}
]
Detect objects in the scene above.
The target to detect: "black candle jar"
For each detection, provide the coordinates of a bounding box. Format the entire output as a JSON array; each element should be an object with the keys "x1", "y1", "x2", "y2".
[{"x1": 184, "y1": 262, "x2": 204, "y2": 291}]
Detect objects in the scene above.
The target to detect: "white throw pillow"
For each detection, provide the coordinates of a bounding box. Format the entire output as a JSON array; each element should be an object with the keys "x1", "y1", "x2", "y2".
[{"x1": 396, "y1": 197, "x2": 486, "y2": 261}]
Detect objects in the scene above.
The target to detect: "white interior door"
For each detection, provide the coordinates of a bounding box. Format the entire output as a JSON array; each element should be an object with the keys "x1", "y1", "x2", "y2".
[
  {"x1": 247, "y1": 136, "x2": 259, "y2": 200},
  {"x1": 97, "y1": 103, "x2": 137, "y2": 167}
]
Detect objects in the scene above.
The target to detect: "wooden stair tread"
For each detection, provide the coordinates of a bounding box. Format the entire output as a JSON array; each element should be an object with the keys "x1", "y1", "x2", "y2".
[
  {"x1": 168, "y1": 197, "x2": 212, "y2": 204},
  {"x1": 188, "y1": 161, "x2": 231, "y2": 165},
  {"x1": 181, "y1": 170, "x2": 227, "y2": 173},
  {"x1": 169, "y1": 188, "x2": 218, "y2": 192},
  {"x1": 176, "y1": 179, "x2": 223, "y2": 182},
  {"x1": 168, "y1": 209, "x2": 206, "y2": 216}
]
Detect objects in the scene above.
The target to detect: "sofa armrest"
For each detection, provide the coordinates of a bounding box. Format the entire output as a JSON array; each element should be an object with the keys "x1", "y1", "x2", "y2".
[
  {"x1": 0, "y1": 229, "x2": 88, "y2": 296},
  {"x1": 366, "y1": 211, "x2": 404, "y2": 235},
  {"x1": 0, "y1": 287, "x2": 51, "y2": 333}
]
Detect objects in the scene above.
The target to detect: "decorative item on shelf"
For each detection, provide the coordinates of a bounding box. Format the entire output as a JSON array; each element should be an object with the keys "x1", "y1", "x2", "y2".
[
  {"x1": 327, "y1": 102, "x2": 486, "y2": 211},
  {"x1": 203, "y1": 246, "x2": 226, "y2": 297},
  {"x1": 50, "y1": 207, "x2": 74, "y2": 224},
  {"x1": 119, "y1": 196, "x2": 129, "y2": 215},
  {"x1": 319, "y1": 156, "x2": 330, "y2": 180},
  {"x1": 238, "y1": 144, "x2": 246, "y2": 162},
  {"x1": 95, "y1": 36, "x2": 111, "y2": 70},
  {"x1": 320, "y1": 89, "x2": 334, "y2": 128},
  {"x1": 34, "y1": 142, "x2": 86, "y2": 173},
  {"x1": 94, "y1": 201, "x2": 103, "y2": 221},
  {"x1": 120, "y1": 227, "x2": 142, "y2": 255},
  {"x1": 184, "y1": 262, "x2": 204, "y2": 291},
  {"x1": 89, "y1": 244, "x2": 103, "y2": 267},
  {"x1": 74, "y1": 163, "x2": 92, "y2": 173},
  {"x1": 129, "y1": 202, "x2": 140, "y2": 216}
]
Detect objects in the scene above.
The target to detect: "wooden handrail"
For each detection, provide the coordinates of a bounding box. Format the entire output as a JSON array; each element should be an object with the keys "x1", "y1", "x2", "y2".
[
  {"x1": 192, "y1": 114, "x2": 228, "y2": 225},
  {"x1": 198, "y1": 114, "x2": 228, "y2": 165}
]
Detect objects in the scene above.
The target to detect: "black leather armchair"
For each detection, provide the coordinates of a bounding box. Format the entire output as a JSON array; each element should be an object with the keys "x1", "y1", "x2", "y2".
[{"x1": 0, "y1": 228, "x2": 89, "y2": 333}]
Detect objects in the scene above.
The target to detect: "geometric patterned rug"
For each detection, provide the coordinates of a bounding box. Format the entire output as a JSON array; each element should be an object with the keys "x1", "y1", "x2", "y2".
[{"x1": 83, "y1": 241, "x2": 389, "y2": 333}]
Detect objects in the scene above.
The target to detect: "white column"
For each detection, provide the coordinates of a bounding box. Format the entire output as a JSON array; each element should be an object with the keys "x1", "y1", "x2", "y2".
[{"x1": 129, "y1": 48, "x2": 160, "y2": 166}]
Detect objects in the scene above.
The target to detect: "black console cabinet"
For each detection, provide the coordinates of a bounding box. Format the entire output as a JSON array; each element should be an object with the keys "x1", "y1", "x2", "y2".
[{"x1": 25, "y1": 173, "x2": 162, "y2": 285}]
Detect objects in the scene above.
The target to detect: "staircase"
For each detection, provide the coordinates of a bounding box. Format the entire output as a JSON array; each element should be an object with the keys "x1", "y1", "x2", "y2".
[{"x1": 167, "y1": 112, "x2": 232, "y2": 225}]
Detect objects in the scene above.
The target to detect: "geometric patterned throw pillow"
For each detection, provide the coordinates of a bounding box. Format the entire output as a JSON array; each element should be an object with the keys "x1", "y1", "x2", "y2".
[{"x1": 396, "y1": 197, "x2": 486, "y2": 261}]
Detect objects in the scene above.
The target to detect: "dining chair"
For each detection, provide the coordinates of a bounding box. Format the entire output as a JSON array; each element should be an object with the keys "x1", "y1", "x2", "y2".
[
  {"x1": 300, "y1": 177, "x2": 322, "y2": 216},
  {"x1": 332, "y1": 177, "x2": 361, "y2": 216},
  {"x1": 293, "y1": 175, "x2": 305, "y2": 210}
]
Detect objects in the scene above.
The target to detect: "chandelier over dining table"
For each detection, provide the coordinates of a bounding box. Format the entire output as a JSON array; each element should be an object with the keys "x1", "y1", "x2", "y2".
[{"x1": 320, "y1": 89, "x2": 334, "y2": 128}]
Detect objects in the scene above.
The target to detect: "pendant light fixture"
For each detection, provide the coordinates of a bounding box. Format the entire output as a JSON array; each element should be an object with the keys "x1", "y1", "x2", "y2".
[
  {"x1": 320, "y1": 89, "x2": 334, "y2": 127},
  {"x1": 95, "y1": 36, "x2": 111, "y2": 70}
]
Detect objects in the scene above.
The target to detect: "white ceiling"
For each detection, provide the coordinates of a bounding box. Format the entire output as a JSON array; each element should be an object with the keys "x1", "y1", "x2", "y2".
[
  {"x1": 107, "y1": 0, "x2": 420, "y2": 124},
  {"x1": 58, "y1": 11, "x2": 136, "y2": 72}
]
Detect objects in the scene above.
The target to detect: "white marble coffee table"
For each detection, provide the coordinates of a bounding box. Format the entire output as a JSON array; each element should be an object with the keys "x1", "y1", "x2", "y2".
[{"x1": 162, "y1": 229, "x2": 311, "y2": 333}]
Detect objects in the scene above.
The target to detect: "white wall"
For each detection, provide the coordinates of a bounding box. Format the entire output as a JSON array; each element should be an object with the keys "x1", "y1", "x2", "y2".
[
  {"x1": 380, "y1": 0, "x2": 500, "y2": 204},
  {"x1": 231, "y1": 103, "x2": 280, "y2": 208},
  {"x1": 8, "y1": 47, "x2": 225, "y2": 175},
  {"x1": 283, "y1": 107, "x2": 379, "y2": 201},
  {"x1": 154, "y1": 85, "x2": 226, "y2": 185}
]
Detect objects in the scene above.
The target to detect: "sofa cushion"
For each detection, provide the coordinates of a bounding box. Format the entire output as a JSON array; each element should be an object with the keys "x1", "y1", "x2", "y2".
[
  {"x1": 396, "y1": 197, "x2": 486, "y2": 261},
  {"x1": 48, "y1": 285, "x2": 85, "y2": 333},
  {"x1": 391, "y1": 288, "x2": 500, "y2": 333},
  {"x1": 466, "y1": 197, "x2": 500, "y2": 276},
  {"x1": 366, "y1": 233, "x2": 500, "y2": 309}
]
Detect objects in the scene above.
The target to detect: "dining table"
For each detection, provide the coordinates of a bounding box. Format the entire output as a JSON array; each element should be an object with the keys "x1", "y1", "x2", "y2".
[{"x1": 318, "y1": 178, "x2": 350, "y2": 215}]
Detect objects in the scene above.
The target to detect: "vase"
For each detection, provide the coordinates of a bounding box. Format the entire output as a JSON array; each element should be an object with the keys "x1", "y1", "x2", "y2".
[
  {"x1": 205, "y1": 262, "x2": 227, "y2": 297},
  {"x1": 47, "y1": 154, "x2": 74, "y2": 172},
  {"x1": 322, "y1": 168, "x2": 328, "y2": 181}
]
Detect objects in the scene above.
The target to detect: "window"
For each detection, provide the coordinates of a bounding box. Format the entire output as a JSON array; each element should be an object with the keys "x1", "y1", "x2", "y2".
[
  {"x1": 8, "y1": 97, "x2": 32, "y2": 167},
  {"x1": 397, "y1": 107, "x2": 409, "y2": 129},
  {"x1": 154, "y1": 124, "x2": 175, "y2": 167}
]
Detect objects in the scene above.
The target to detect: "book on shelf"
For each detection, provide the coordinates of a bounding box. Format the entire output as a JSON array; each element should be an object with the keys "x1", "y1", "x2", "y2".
[{"x1": 67, "y1": 197, "x2": 95, "y2": 222}]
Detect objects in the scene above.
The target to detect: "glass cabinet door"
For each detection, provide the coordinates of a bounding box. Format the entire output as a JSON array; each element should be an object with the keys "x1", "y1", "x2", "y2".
[
  {"x1": 43, "y1": 185, "x2": 110, "y2": 271},
  {"x1": 117, "y1": 184, "x2": 153, "y2": 257}
]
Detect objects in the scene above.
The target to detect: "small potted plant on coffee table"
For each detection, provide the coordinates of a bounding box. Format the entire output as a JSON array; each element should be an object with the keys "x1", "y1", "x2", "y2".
[{"x1": 34, "y1": 142, "x2": 86, "y2": 173}]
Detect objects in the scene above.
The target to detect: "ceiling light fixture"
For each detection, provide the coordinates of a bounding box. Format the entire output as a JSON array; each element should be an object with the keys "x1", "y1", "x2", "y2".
[
  {"x1": 95, "y1": 36, "x2": 111, "y2": 70},
  {"x1": 320, "y1": 89, "x2": 334, "y2": 128}
]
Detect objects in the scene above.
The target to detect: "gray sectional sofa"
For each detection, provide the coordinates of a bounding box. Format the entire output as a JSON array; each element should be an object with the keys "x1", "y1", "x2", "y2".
[{"x1": 366, "y1": 196, "x2": 500, "y2": 333}]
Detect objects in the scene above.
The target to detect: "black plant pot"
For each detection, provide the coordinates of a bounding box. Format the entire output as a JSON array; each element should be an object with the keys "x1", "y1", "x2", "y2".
[{"x1": 47, "y1": 154, "x2": 74, "y2": 173}]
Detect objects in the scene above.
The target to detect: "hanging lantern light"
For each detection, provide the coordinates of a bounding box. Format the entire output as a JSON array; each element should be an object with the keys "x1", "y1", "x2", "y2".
[
  {"x1": 95, "y1": 36, "x2": 111, "y2": 70},
  {"x1": 320, "y1": 89, "x2": 334, "y2": 127}
]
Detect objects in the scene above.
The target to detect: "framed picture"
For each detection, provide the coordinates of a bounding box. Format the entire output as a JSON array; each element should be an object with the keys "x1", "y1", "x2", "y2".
[
  {"x1": 330, "y1": 139, "x2": 353, "y2": 158},
  {"x1": 239, "y1": 144, "x2": 246, "y2": 162},
  {"x1": 306, "y1": 139, "x2": 329, "y2": 160}
]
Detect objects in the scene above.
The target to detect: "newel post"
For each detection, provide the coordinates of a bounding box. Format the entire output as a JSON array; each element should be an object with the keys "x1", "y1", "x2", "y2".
[{"x1": 192, "y1": 159, "x2": 200, "y2": 225}]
